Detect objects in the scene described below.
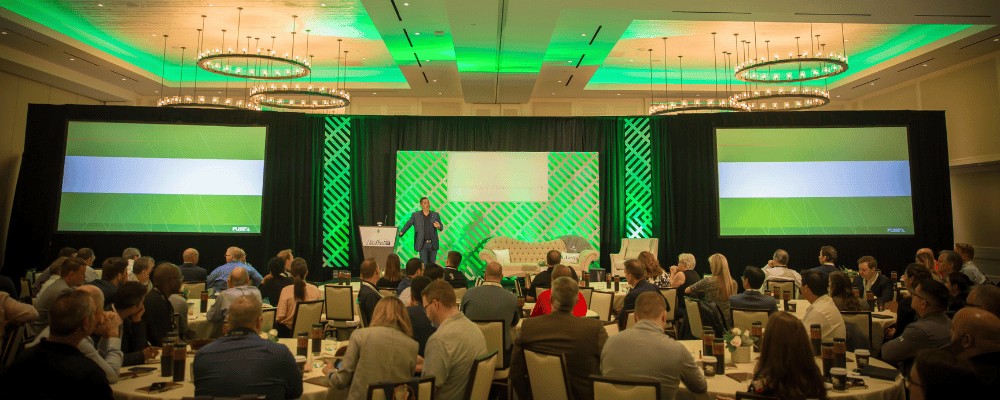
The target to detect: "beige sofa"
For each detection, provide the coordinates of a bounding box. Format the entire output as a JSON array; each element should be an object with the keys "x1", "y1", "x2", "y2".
[{"x1": 478, "y1": 236, "x2": 599, "y2": 277}]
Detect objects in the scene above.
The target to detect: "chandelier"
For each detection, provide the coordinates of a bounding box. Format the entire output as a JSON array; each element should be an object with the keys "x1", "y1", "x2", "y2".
[
  {"x1": 650, "y1": 34, "x2": 747, "y2": 115},
  {"x1": 250, "y1": 38, "x2": 352, "y2": 111},
  {"x1": 196, "y1": 13, "x2": 310, "y2": 81}
]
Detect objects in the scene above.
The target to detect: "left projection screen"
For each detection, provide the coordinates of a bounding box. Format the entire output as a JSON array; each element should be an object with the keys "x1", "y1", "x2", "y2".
[{"x1": 57, "y1": 121, "x2": 267, "y2": 234}]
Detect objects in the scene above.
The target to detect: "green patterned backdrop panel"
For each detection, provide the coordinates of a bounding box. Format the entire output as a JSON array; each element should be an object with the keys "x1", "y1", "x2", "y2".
[
  {"x1": 623, "y1": 117, "x2": 652, "y2": 238},
  {"x1": 322, "y1": 116, "x2": 352, "y2": 268},
  {"x1": 395, "y1": 152, "x2": 600, "y2": 278}
]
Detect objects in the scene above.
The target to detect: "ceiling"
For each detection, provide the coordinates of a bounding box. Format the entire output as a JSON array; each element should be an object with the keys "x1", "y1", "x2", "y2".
[{"x1": 1, "y1": 0, "x2": 999, "y2": 105}]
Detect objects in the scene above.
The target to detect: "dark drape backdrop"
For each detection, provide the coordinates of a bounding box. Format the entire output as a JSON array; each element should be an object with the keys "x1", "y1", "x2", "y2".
[
  {"x1": 652, "y1": 110, "x2": 953, "y2": 278},
  {"x1": 2, "y1": 104, "x2": 326, "y2": 281}
]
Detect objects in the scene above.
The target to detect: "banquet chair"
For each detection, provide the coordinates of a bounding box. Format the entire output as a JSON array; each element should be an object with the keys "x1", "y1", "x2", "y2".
[
  {"x1": 765, "y1": 281, "x2": 796, "y2": 299},
  {"x1": 472, "y1": 320, "x2": 512, "y2": 398},
  {"x1": 524, "y1": 349, "x2": 573, "y2": 400},
  {"x1": 513, "y1": 278, "x2": 524, "y2": 298},
  {"x1": 366, "y1": 376, "x2": 436, "y2": 400},
  {"x1": 463, "y1": 350, "x2": 499, "y2": 400},
  {"x1": 183, "y1": 282, "x2": 205, "y2": 298},
  {"x1": 579, "y1": 287, "x2": 594, "y2": 307},
  {"x1": 590, "y1": 290, "x2": 615, "y2": 321},
  {"x1": 841, "y1": 311, "x2": 873, "y2": 349},
  {"x1": 659, "y1": 288, "x2": 678, "y2": 336},
  {"x1": 731, "y1": 308, "x2": 772, "y2": 332},
  {"x1": 19, "y1": 278, "x2": 30, "y2": 301},
  {"x1": 325, "y1": 285, "x2": 361, "y2": 340},
  {"x1": 455, "y1": 287, "x2": 468, "y2": 304},
  {"x1": 378, "y1": 289, "x2": 395, "y2": 298},
  {"x1": 735, "y1": 392, "x2": 780, "y2": 400},
  {"x1": 624, "y1": 311, "x2": 639, "y2": 329},
  {"x1": 611, "y1": 238, "x2": 659, "y2": 277},
  {"x1": 685, "y1": 297, "x2": 705, "y2": 338},
  {"x1": 535, "y1": 286, "x2": 547, "y2": 299},
  {"x1": 0, "y1": 324, "x2": 26, "y2": 372},
  {"x1": 291, "y1": 299, "x2": 324, "y2": 338},
  {"x1": 261, "y1": 308, "x2": 277, "y2": 333},
  {"x1": 591, "y1": 375, "x2": 661, "y2": 400}
]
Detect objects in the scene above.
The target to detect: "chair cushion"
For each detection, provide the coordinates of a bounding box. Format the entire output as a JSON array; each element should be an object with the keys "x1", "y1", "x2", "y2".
[
  {"x1": 493, "y1": 368, "x2": 509, "y2": 380},
  {"x1": 494, "y1": 249, "x2": 511, "y2": 264}
]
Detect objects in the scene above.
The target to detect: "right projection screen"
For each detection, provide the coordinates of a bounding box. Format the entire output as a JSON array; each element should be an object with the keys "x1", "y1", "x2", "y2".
[{"x1": 716, "y1": 127, "x2": 914, "y2": 236}]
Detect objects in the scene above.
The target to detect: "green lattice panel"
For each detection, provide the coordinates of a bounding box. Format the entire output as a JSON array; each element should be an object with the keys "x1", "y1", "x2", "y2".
[
  {"x1": 395, "y1": 152, "x2": 600, "y2": 278},
  {"x1": 623, "y1": 117, "x2": 652, "y2": 238},
  {"x1": 322, "y1": 116, "x2": 352, "y2": 269}
]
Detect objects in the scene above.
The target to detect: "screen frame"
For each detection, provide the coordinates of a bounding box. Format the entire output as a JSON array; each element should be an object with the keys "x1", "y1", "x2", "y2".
[
  {"x1": 54, "y1": 120, "x2": 270, "y2": 236},
  {"x1": 712, "y1": 124, "x2": 915, "y2": 238}
]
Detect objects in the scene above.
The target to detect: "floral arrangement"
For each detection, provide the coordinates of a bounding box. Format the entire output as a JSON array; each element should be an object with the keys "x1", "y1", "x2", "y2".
[
  {"x1": 838, "y1": 265, "x2": 859, "y2": 279},
  {"x1": 723, "y1": 328, "x2": 758, "y2": 353}
]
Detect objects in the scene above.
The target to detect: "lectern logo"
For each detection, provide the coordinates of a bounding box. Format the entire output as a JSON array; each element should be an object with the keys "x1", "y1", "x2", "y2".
[{"x1": 366, "y1": 239, "x2": 391, "y2": 246}]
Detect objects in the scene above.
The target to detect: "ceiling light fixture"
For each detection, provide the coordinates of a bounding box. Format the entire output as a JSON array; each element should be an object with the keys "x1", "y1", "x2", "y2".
[
  {"x1": 734, "y1": 23, "x2": 849, "y2": 84},
  {"x1": 160, "y1": 14, "x2": 255, "y2": 110},
  {"x1": 732, "y1": 24, "x2": 831, "y2": 112},
  {"x1": 197, "y1": 11, "x2": 310, "y2": 80},
  {"x1": 251, "y1": 35, "x2": 350, "y2": 110},
  {"x1": 650, "y1": 34, "x2": 747, "y2": 116}
]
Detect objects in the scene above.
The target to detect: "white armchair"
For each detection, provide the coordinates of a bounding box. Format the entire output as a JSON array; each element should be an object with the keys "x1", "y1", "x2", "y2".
[{"x1": 610, "y1": 238, "x2": 659, "y2": 277}]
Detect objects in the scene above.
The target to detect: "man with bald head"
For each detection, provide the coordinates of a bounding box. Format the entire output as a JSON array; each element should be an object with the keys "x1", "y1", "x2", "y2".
[
  {"x1": 143, "y1": 263, "x2": 182, "y2": 346},
  {"x1": 207, "y1": 266, "x2": 262, "y2": 324},
  {"x1": 967, "y1": 284, "x2": 1000, "y2": 317},
  {"x1": 949, "y1": 308, "x2": 1000, "y2": 392},
  {"x1": 529, "y1": 264, "x2": 588, "y2": 317},
  {"x1": 179, "y1": 248, "x2": 208, "y2": 283},
  {"x1": 207, "y1": 246, "x2": 263, "y2": 293},
  {"x1": 194, "y1": 295, "x2": 302, "y2": 399},
  {"x1": 461, "y1": 262, "x2": 520, "y2": 359}
]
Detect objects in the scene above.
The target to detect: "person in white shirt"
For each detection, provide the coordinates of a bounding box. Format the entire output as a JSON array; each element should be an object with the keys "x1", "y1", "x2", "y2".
[
  {"x1": 800, "y1": 269, "x2": 845, "y2": 343},
  {"x1": 761, "y1": 249, "x2": 802, "y2": 289},
  {"x1": 954, "y1": 243, "x2": 987, "y2": 285}
]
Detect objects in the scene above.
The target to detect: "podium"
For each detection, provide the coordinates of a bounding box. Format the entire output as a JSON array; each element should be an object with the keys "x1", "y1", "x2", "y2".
[{"x1": 359, "y1": 225, "x2": 398, "y2": 274}]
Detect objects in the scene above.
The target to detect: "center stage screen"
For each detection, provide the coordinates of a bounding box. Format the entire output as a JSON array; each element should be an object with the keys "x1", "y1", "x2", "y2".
[
  {"x1": 57, "y1": 121, "x2": 267, "y2": 234},
  {"x1": 395, "y1": 151, "x2": 599, "y2": 273},
  {"x1": 716, "y1": 127, "x2": 914, "y2": 236}
]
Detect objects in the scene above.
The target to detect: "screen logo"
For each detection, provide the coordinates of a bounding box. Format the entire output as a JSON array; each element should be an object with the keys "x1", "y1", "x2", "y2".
[
  {"x1": 887, "y1": 228, "x2": 906, "y2": 233},
  {"x1": 232, "y1": 226, "x2": 251, "y2": 232}
]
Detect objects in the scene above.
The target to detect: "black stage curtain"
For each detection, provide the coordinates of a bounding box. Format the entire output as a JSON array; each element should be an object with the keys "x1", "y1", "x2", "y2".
[
  {"x1": 2, "y1": 105, "x2": 326, "y2": 281},
  {"x1": 652, "y1": 111, "x2": 953, "y2": 278},
  {"x1": 348, "y1": 116, "x2": 625, "y2": 270}
]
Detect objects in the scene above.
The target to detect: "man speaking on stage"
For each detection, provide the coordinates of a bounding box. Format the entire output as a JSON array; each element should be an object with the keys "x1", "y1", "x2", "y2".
[{"x1": 399, "y1": 197, "x2": 446, "y2": 266}]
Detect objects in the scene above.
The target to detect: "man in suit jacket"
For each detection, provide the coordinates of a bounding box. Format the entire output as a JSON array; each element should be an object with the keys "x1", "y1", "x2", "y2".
[
  {"x1": 730, "y1": 266, "x2": 779, "y2": 313},
  {"x1": 511, "y1": 276, "x2": 608, "y2": 400},
  {"x1": 399, "y1": 197, "x2": 446, "y2": 267},
  {"x1": 616, "y1": 260, "x2": 667, "y2": 330},
  {"x1": 809, "y1": 245, "x2": 841, "y2": 275},
  {"x1": 852, "y1": 256, "x2": 894, "y2": 304}
]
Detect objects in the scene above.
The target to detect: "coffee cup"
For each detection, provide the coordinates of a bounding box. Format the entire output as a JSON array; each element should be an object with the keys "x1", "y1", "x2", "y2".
[
  {"x1": 295, "y1": 356, "x2": 307, "y2": 372},
  {"x1": 855, "y1": 349, "x2": 871, "y2": 369},
  {"x1": 702, "y1": 356, "x2": 717, "y2": 377},
  {"x1": 831, "y1": 367, "x2": 848, "y2": 390}
]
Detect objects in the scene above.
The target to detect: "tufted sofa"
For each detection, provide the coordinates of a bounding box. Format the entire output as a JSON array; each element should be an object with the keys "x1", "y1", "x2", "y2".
[{"x1": 478, "y1": 236, "x2": 599, "y2": 277}]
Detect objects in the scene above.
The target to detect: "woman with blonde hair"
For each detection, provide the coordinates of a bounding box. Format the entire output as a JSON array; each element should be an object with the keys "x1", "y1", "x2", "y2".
[
  {"x1": 685, "y1": 253, "x2": 738, "y2": 326},
  {"x1": 377, "y1": 253, "x2": 404, "y2": 289},
  {"x1": 323, "y1": 297, "x2": 418, "y2": 400},
  {"x1": 638, "y1": 251, "x2": 669, "y2": 288},
  {"x1": 746, "y1": 312, "x2": 828, "y2": 399},
  {"x1": 275, "y1": 258, "x2": 321, "y2": 337},
  {"x1": 915, "y1": 252, "x2": 941, "y2": 281},
  {"x1": 829, "y1": 271, "x2": 868, "y2": 311}
]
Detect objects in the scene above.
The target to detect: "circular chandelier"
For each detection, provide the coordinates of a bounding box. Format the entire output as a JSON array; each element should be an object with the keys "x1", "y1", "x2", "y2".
[
  {"x1": 649, "y1": 99, "x2": 749, "y2": 115},
  {"x1": 158, "y1": 95, "x2": 260, "y2": 111},
  {"x1": 735, "y1": 54, "x2": 847, "y2": 84},
  {"x1": 250, "y1": 84, "x2": 351, "y2": 109},
  {"x1": 731, "y1": 87, "x2": 830, "y2": 111},
  {"x1": 197, "y1": 51, "x2": 310, "y2": 80}
]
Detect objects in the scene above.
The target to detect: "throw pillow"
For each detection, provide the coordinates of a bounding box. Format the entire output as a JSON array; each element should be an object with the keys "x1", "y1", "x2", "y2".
[
  {"x1": 494, "y1": 249, "x2": 511, "y2": 264},
  {"x1": 562, "y1": 253, "x2": 581, "y2": 264}
]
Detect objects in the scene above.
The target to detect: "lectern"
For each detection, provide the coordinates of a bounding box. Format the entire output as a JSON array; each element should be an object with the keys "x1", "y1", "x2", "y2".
[{"x1": 358, "y1": 225, "x2": 397, "y2": 274}]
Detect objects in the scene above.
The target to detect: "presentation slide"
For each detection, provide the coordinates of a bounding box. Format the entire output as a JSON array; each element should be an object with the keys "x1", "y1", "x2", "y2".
[
  {"x1": 57, "y1": 122, "x2": 267, "y2": 233},
  {"x1": 448, "y1": 152, "x2": 549, "y2": 202},
  {"x1": 716, "y1": 127, "x2": 914, "y2": 236}
]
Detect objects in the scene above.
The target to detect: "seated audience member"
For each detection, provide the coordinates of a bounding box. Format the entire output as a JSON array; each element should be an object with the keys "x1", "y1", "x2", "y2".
[
  {"x1": 462, "y1": 262, "x2": 520, "y2": 359},
  {"x1": 207, "y1": 247, "x2": 264, "y2": 293},
  {"x1": 33, "y1": 249, "x2": 75, "y2": 293},
  {"x1": 122, "y1": 247, "x2": 141, "y2": 274},
  {"x1": 949, "y1": 307, "x2": 1000, "y2": 392},
  {"x1": 400, "y1": 263, "x2": 443, "y2": 305},
  {"x1": 358, "y1": 258, "x2": 384, "y2": 326},
  {"x1": 77, "y1": 248, "x2": 99, "y2": 283},
  {"x1": 810, "y1": 246, "x2": 840, "y2": 275},
  {"x1": 277, "y1": 249, "x2": 294, "y2": 276},
  {"x1": 376, "y1": 253, "x2": 404, "y2": 289},
  {"x1": 276, "y1": 258, "x2": 321, "y2": 336},
  {"x1": 618, "y1": 260, "x2": 666, "y2": 329},
  {"x1": 685, "y1": 253, "x2": 736, "y2": 327},
  {"x1": 967, "y1": 284, "x2": 1000, "y2": 316},
  {"x1": 143, "y1": 263, "x2": 182, "y2": 346},
  {"x1": 88, "y1": 257, "x2": 129, "y2": 308},
  {"x1": 194, "y1": 295, "x2": 303, "y2": 400},
  {"x1": 669, "y1": 253, "x2": 700, "y2": 320},
  {"x1": 746, "y1": 312, "x2": 828, "y2": 400},
  {"x1": 909, "y1": 349, "x2": 986, "y2": 399},
  {"x1": 529, "y1": 250, "x2": 578, "y2": 295},
  {"x1": 406, "y1": 276, "x2": 436, "y2": 357},
  {"x1": 0, "y1": 290, "x2": 38, "y2": 333},
  {"x1": 852, "y1": 256, "x2": 894, "y2": 304},
  {"x1": 29, "y1": 257, "x2": 87, "y2": 338},
  {"x1": 955, "y1": 243, "x2": 987, "y2": 285},
  {"x1": 0, "y1": 275, "x2": 16, "y2": 299},
  {"x1": 324, "y1": 297, "x2": 418, "y2": 400},
  {"x1": 639, "y1": 251, "x2": 670, "y2": 288},
  {"x1": 830, "y1": 271, "x2": 868, "y2": 312},
  {"x1": 115, "y1": 281, "x2": 158, "y2": 366},
  {"x1": 129, "y1": 256, "x2": 155, "y2": 292},
  {"x1": 730, "y1": 266, "x2": 779, "y2": 313},
  {"x1": 882, "y1": 280, "x2": 953, "y2": 369},
  {"x1": 28, "y1": 286, "x2": 123, "y2": 383},
  {"x1": 397, "y1": 258, "x2": 424, "y2": 295},
  {"x1": 762, "y1": 249, "x2": 802, "y2": 289},
  {"x1": 915, "y1": 249, "x2": 937, "y2": 273},
  {"x1": 602, "y1": 292, "x2": 706, "y2": 400},
  {"x1": 946, "y1": 272, "x2": 973, "y2": 313},
  {"x1": 890, "y1": 264, "x2": 935, "y2": 338},
  {"x1": 260, "y1": 256, "x2": 295, "y2": 306},
  {"x1": 443, "y1": 251, "x2": 469, "y2": 289},
  {"x1": 178, "y1": 248, "x2": 208, "y2": 283},
  {"x1": 800, "y1": 269, "x2": 846, "y2": 343},
  {"x1": 207, "y1": 266, "x2": 262, "y2": 324},
  {"x1": 531, "y1": 264, "x2": 589, "y2": 318},
  {"x1": 936, "y1": 250, "x2": 964, "y2": 283},
  {"x1": 422, "y1": 280, "x2": 488, "y2": 400},
  {"x1": 0, "y1": 290, "x2": 113, "y2": 399}
]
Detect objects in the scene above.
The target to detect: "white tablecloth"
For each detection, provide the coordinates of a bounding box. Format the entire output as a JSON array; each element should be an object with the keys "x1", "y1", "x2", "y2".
[
  {"x1": 185, "y1": 298, "x2": 276, "y2": 340},
  {"x1": 520, "y1": 303, "x2": 599, "y2": 318},
  {"x1": 779, "y1": 299, "x2": 896, "y2": 356}
]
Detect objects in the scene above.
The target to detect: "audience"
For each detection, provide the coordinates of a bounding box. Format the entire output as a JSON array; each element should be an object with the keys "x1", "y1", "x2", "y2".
[
  {"x1": 77, "y1": 248, "x2": 99, "y2": 283},
  {"x1": 1, "y1": 290, "x2": 114, "y2": 399},
  {"x1": 891, "y1": 263, "x2": 935, "y2": 338},
  {"x1": 443, "y1": 251, "x2": 469, "y2": 289},
  {"x1": 936, "y1": 250, "x2": 964, "y2": 283},
  {"x1": 206, "y1": 247, "x2": 263, "y2": 293},
  {"x1": 122, "y1": 247, "x2": 141, "y2": 275},
  {"x1": 277, "y1": 249, "x2": 294, "y2": 276},
  {"x1": 401, "y1": 263, "x2": 443, "y2": 305},
  {"x1": 143, "y1": 263, "x2": 181, "y2": 346},
  {"x1": 746, "y1": 312, "x2": 828, "y2": 400},
  {"x1": 324, "y1": 297, "x2": 418, "y2": 400},
  {"x1": 512, "y1": 277, "x2": 607, "y2": 400},
  {"x1": 115, "y1": 281, "x2": 158, "y2": 366},
  {"x1": 376, "y1": 253, "x2": 404, "y2": 288},
  {"x1": 669, "y1": 253, "x2": 700, "y2": 321},
  {"x1": 260, "y1": 256, "x2": 295, "y2": 306},
  {"x1": 397, "y1": 257, "x2": 424, "y2": 295},
  {"x1": 178, "y1": 248, "x2": 208, "y2": 283},
  {"x1": 909, "y1": 349, "x2": 985, "y2": 399},
  {"x1": 194, "y1": 295, "x2": 303, "y2": 400},
  {"x1": 945, "y1": 272, "x2": 973, "y2": 313},
  {"x1": 276, "y1": 258, "x2": 321, "y2": 336},
  {"x1": 882, "y1": 280, "x2": 953, "y2": 370},
  {"x1": 620, "y1": 260, "x2": 667, "y2": 329},
  {"x1": 29, "y1": 256, "x2": 87, "y2": 338},
  {"x1": 28, "y1": 286, "x2": 123, "y2": 383},
  {"x1": 0, "y1": 275, "x2": 16, "y2": 299},
  {"x1": 948, "y1": 307, "x2": 1000, "y2": 392},
  {"x1": 207, "y1": 266, "x2": 263, "y2": 324},
  {"x1": 33, "y1": 256, "x2": 69, "y2": 295},
  {"x1": 601, "y1": 292, "x2": 706, "y2": 400},
  {"x1": 406, "y1": 276, "x2": 437, "y2": 357},
  {"x1": 0, "y1": 289, "x2": 38, "y2": 335},
  {"x1": 130, "y1": 256, "x2": 155, "y2": 292},
  {"x1": 462, "y1": 262, "x2": 520, "y2": 360},
  {"x1": 852, "y1": 256, "x2": 894, "y2": 304},
  {"x1": 800, "y1": 269, "x2": 846, "y2": 343},
  {"x1": 762, "y1": 249, "x2": 802, "y2": 289},
  {"x1": 639, "y1": 251, "x2": 670, "y2": 288},
  {"x1": 87, "y1": 257, "x2": 128, "y2": 308},
  {"x1": 528, "y1": 250, "x2": 578, "y2": 300},
  {"x1": 967, "y1": 284, "x2": 1000, "y2": 316},
  {"x1": 829, "y1": 271, "x2": 868, "y2": 312},
  {"x1": 954, "y1": 243, "x2": 986, "y2": 285},
  {"x1": 358, "y1": 258, "x2": 384, "y2": 326},
  {"x1": 810, "y1": 245, "x2": 840, "y2": 275},
  {"x1": 530, "y1": 264, "x2": 588, "y2": 317},
  {"x1": 685, "y1": 253, "x2": 736, "y2": 327},
  {"x1": 422, "y1": 280, "x2": 488, "y2": 400},
  {"x1": 730, "y1": 266, "x2": 778, "y2": 313}
]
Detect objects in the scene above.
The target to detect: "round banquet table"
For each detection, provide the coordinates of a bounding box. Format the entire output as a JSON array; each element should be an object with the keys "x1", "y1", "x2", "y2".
[
  {"x1": 111, "y1": 338, "x2": 348, "y2": 400},
  {"x1": 185, "y1": 298, "x2": 277, "y2": 340},
  {"x1": 582, "y1": 282, "x2": 629, "y2": 311},
  {"x1": 779, "y1": 299, "x2": 896, "y2": 357},
  {"x1": 673, "y1": 340, "x2": 905, "y2": 400}
]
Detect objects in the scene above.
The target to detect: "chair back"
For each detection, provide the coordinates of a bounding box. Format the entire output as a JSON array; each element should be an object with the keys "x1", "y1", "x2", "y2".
[
  {"x1": 1, "y1": 324, "x2": 26, "y2": 371},
  {"x1": 591, "y1": 376, "x2": 660, "y2": 400},
  {"x1": 183, "y1": 282, "x2": 205, "y2": 297},
  {"x1": 291, "y1": 299, "x2": 324, "y2": 337},
  {"x1": 579, "y1": 287, "x2": 594, "y2": 307},
  {"x1": 463, "y1": 350, "x2": 499, "y2": 400},
  {"x1": 513, "y1": 278, "x2": 524, "y2": 298},
  {"x1": 366, "y1": 376, "x2": 436, "y2": 400},
  {"x1": 659, "y1": 288, "x2": 677, "y2": 322},
  {"x1": 765, "y1": 281, "x2": 796, "y2": 299},
  {"x1": 731, "y1": 308, "x2": 771, "y2": 332},
  {"x1": 261, "y1": 308, "x2": 277, "y2": 333},
  {"x1": 19, "y1": 279, "x2": 30, "y2": 300},
  {"x1": 524, "y1": 349, "x2": 573, "y2": 400},
  {"x1": 378, "y1": 289, "x2": 395, "y2": 298},
  {"x1": 624, "y1": 311, "x2": 639, "y2": 329},
  {"x1": 472, "y1": 320, "x2": 506, "y2": 368},
  {"x1": 535, "y1": 286, "x2": 547, "y2": 299},
  {"x1": 735, "y1": 392, "x2": 781, "y2": 400},
  {"x1": 325, "y1": 285, "x2": 355, "y2": 322},
  {"x1": 589, "y1": 290, "x2": 615, "y2": 321},
  {"x1": 841, "y1": 311, "x2": 873, "y2": 348},
  {"x1": 685, "y1": 297, "x2": 704, "y2": 337},
  {"x1": 455, "y1": 288, "x2": 468, "y2": 304}
]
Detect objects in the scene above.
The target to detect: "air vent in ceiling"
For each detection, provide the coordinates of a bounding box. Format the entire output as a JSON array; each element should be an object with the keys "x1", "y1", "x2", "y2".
[
  {"x1": 897, "y1": 58, "x2": 934, "y2": 73},
  {"x1": 914, "y1": 14, "x2": 992, "y2": 18},
  {"x1": 673, "y1": 11, "x2": 751, "y2": 15},
  {"x1": 576, "y1": 54, "x2": 585, "y2": 68},
  {"x1": 959, "y1": 33, "x2": 1000, "y2": 50},
  {"x1": 795, "y1": 13, "x2": 872, "y2": 16},
  {"x1": 851, "y1": 78, "x2": 880, "y2": 89},
  {"x1": 589, "y1": 26, "x2": 602, "y2": 45},
  {"x1": 390, "y1": 0, "x2": 403, "y2": 21}
]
